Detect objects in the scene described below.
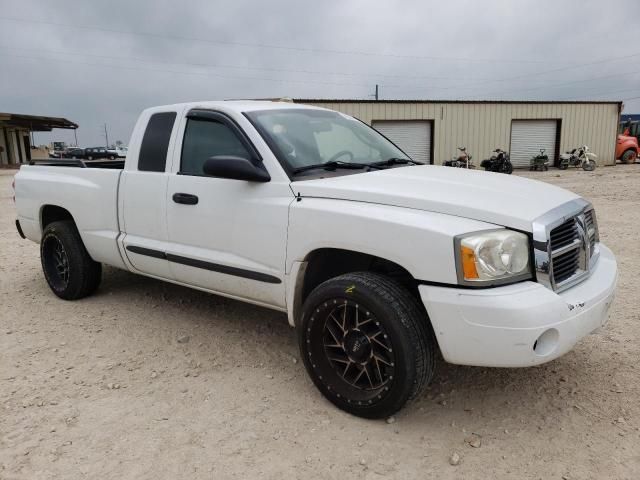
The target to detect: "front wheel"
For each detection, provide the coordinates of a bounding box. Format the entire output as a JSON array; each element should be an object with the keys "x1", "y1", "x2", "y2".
[
  {"x1": 558, "y1": 162, "x2": 568, "y2": 170},
  {"x1": 621, "y1": 149, "x2": 637, "y2": 164},
  {"x1": 41, "y1": 221, "x2": 102, "y2": 300},
  {"x1": 298, "y1": 272, "x2": 436, "y2": 419},
  {"x1": 582, "y1": 160, "x2": 596, "y2": 171}
]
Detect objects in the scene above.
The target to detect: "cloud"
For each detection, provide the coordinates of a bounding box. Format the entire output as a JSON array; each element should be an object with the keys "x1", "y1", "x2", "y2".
[{"x1": 0, "y1": 0, "x2": 636, "y2": 146}]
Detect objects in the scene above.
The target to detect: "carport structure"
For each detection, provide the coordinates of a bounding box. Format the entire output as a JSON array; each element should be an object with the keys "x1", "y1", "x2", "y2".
[{"x1": 0, "y1": 112, "x2": 78, "y2": 166}]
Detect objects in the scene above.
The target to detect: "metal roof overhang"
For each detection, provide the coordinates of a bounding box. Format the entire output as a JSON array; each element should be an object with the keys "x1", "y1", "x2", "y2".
[{"x1": 0, "y1": 112, "x2": 78, "y2": 131}]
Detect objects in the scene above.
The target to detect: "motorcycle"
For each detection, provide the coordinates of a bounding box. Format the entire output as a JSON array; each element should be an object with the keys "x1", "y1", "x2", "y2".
[
  {"x1": 480, "y1": 148, "x2": 513, "y2": 174},
  {"x1": 443, "y1": 146, "x2": 475, "y2": 169},
  {"x1": 529, "y1": 148, "x2": 549, "y2": 171},
  {"x1": 558, "y1": 145, "x2": 597, "y2": 171}
]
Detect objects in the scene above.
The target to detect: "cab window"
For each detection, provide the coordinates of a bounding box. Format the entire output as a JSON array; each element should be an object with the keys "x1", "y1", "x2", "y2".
[{"x1": 180, "y1": 118, "x2": 251, "y2": 176}]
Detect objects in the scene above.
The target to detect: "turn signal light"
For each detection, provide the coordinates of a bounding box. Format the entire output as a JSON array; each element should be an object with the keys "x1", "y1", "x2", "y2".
[{"x1": 460, "y1": 245, "x2": 479, "y2": 280}]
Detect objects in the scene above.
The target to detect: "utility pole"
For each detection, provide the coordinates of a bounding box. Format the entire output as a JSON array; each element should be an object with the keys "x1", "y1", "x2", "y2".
[
  {"x1": 103, "y1": 123, "x2": 110, "y2": 148},
  {"x1": 73, "y1": 128, "x2": 78, "y2": 147},
  {"x1": 375, "y1": 84, "x2": 379, "y2": 101}
]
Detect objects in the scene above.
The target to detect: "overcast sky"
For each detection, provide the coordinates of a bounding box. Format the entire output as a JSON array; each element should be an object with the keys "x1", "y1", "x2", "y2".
[{"x1": 0, "y1": 0, "x2": 638, "y2": 147}]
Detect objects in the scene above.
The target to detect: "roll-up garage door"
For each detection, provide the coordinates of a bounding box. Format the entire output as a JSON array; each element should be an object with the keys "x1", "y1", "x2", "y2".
[
  {"x1": 510, "y1": 120, "x2": 558, "y2": 168},
  {"x1": 372, "y1": 121, "x2": 432, "y2": 164}
]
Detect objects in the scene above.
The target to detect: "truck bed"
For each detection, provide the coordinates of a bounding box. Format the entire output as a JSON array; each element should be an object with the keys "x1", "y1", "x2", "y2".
[{"x1": 14, "y1": 164, "x2": 127, "y2": 269}]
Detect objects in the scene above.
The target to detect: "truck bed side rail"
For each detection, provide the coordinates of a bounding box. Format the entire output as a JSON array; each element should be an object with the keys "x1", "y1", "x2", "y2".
[{"x1": 28, "y1": 159, "x2": 125, "y2": 169}]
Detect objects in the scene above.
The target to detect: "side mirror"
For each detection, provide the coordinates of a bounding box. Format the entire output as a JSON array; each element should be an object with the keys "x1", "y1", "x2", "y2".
[{"x1": 202, "y1": 156, "x2": 271, "y2": 182}]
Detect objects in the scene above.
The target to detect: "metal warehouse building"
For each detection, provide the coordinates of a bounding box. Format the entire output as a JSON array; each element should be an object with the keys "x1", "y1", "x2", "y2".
[{"x1": 295, "y1": 100, "x2": 621, "y2": 167}]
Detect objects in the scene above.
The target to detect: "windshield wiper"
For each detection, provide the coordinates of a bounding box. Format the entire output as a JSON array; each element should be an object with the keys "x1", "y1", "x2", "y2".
[
  {"x1": 292, "y1": 161, "x2": 368, "y2": 174},
  {"x1": 368, "y1": 157, "x2": 423, "y2": 168}
]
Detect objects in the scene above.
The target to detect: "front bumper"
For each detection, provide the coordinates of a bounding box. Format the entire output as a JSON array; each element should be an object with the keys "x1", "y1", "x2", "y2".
[{"x1": 419, "y1": 243, "x2": 617, "y2": 367}]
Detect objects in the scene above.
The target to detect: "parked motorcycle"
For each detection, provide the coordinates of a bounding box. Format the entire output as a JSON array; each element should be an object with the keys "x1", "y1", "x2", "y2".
[
  {"x1": 480, "y1": 148, "x2": 513, "y2": 174},
  {"x1": 443, "y1": 146, "x2": 475, "y2": 169},
  {"x1": 558, "y1": 145, "x2": 597, "y2": 171},
  {"x1": 529, "y1": 149, "x2": 549, "y2": 171}
]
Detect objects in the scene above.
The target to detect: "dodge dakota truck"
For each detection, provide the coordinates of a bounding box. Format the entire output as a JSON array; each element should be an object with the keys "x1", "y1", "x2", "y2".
[{"x1": 13, "y1": 100, "x2": 618, "y2": 418}]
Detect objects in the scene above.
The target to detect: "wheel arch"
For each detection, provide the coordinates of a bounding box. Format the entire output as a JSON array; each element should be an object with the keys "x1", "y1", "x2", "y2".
[
  {"x1": 288, "y1": 247, "x2": 422, "y2": 327},
  {"x1": 40, "y1": 205, "x2": 76, "y2": 232}
]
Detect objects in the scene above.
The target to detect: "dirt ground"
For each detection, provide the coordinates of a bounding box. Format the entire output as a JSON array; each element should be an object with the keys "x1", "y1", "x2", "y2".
[{"x1": 1, "y1": 165, "x2": 639, "y2": 480}]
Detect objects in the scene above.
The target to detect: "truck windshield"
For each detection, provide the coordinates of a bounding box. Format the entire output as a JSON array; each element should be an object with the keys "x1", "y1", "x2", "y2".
[{"x1": 245, "y1": 108, "x2": 411, "y2": 175}]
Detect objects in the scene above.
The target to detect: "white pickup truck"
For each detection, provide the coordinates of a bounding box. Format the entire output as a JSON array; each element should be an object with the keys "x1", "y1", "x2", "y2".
[{"x1": 14, "y1": 100, "x2": 618, "y2": 418}]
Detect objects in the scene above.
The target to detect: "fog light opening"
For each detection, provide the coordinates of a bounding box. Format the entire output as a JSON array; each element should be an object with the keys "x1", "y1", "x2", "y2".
[{"x1": 533, "y1": 328, "x2": 559, "y2": 357}]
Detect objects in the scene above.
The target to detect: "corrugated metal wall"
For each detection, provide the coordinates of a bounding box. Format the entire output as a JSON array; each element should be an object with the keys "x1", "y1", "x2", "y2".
[{"x1": 297, "y1": 101, "x2": 620, "y2": 166}]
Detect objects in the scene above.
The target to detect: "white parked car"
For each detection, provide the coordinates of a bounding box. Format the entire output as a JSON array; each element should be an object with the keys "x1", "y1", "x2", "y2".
[
  {"x1": 13, "y1": 101, "x2": 618, "y2": 418},
  {"x1": 115, "y1": 146, "x2": 128, "y2": 158}
]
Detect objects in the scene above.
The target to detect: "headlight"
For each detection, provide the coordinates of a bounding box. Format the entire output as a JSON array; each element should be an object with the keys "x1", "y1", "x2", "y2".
[{"x1": 455, "y1": 230, "x2": 531, "y2": 285}]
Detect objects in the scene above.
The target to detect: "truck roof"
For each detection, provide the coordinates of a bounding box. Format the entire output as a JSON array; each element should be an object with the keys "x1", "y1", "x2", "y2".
[{"x1": 143, "y1": 100, "x2": 324, "y2": 115}]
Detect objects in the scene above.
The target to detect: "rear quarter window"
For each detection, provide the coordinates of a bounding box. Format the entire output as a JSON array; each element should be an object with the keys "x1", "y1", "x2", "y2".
[{"x1": 138, "y1": 112, "x2": 177, "y2": 172}]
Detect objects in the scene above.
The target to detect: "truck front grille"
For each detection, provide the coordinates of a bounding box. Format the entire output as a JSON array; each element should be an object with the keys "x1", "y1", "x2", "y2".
[
  {"x1": 550, "y1": 218, "x2": 578, "y2": 250},
  {"x1": 552, "y1": 248, "x2": 581, "y2": 284},
  {"x1": 533, "y1": 200, "x2": 600, "y2": 292}
]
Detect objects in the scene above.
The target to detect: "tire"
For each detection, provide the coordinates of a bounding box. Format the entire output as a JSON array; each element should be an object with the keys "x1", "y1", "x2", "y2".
[
  {"x1": 559, "y1": 163, "x2": 568, "y2": 170},
  {"x1": 621, "y1": 149, "x2": 637, "y2": 164},
  {"x1": 582, "y1": 160, "x2": 596, "y2": 171},
  {"x1": 40, "y1": 220, "x2": 102, "y2": 300},
  {"x1": 108, "y1": 155, "x2": 115, "y2": 160},
  {"x1": 298, "y1": 272, "x2": 436, "y2": 419},
  {"x1": 502, "y1": 162, "x2": 513, "y2": 175}
]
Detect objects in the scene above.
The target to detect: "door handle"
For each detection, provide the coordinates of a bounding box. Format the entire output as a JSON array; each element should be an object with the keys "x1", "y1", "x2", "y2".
[{"x1": 172, "y1": 193, "x2": 199, "y2": 205}]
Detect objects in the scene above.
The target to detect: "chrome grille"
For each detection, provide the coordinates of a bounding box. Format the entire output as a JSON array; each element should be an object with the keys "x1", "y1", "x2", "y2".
[
  {"x1": 552, "y1": 248, "x2": 580, "y2": 284},
  {"x1": 550, "y1": 218, "x2": 579, "y2": 249},
  {"x1": 532, "y1": 199, "x2": 600, "y2": 292}
]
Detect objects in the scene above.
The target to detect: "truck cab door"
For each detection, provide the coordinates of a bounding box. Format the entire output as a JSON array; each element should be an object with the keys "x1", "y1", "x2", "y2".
[
  {"x1": 164, "y1": 109, "x2": 292, "y2": 309},
  {"x1": 119, "y1": 110, "x2": 180, "y2": 280}
]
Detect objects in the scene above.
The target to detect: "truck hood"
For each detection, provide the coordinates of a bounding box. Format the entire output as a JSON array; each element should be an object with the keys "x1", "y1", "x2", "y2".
[{"x1": 292, "y1": 165, "x2": 579, "y2": 231}]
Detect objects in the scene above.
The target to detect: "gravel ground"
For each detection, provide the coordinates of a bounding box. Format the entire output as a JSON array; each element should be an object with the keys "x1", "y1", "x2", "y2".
[{"x1": 1, "y1": 166, "x2": 639, "y2": 480}]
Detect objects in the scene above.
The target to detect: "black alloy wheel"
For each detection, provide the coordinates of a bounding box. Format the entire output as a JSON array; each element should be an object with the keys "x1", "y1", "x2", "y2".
[
  {"x1": 42, "y1": 235, "x2": 70, "y2": 290},
  {"x1": 320, "y1": 299, "x2": 395, "y2": 393},
  {"x1": 299, "y1": 272, "x2": 435, "y2": 418},
  {"x1": 40, "y1": 221, "x2": 102, "y2": 300}
]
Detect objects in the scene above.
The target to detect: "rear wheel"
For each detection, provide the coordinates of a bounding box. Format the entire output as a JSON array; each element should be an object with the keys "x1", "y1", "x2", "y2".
[
  {"x1": 298, "y1": 272, "x2": 435, "y2": 418},
  {"x1": 621, "y1": 149, "x2": 637, "y2": 164},
  {"x1": 558, "y1": 162, "x2": 568, "y2": 170},
  {"x1": 40, "y1": 221, "x2": 102, "y2": 300}
]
